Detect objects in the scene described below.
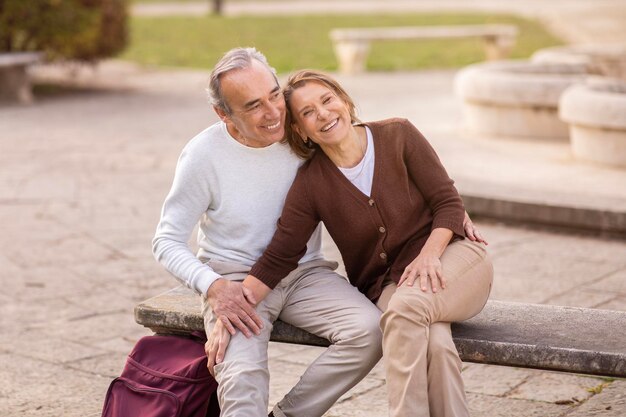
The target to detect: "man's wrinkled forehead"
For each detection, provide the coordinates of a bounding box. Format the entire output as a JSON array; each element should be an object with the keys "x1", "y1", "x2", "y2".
[{"x1": 221, "y1": 61, "x2": 280, "y2": 108}]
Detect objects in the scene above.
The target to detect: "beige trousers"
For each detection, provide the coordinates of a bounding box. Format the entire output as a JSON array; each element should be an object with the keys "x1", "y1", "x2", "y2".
[
  {"x1": 202, "y1": 259, "x2": 383, "y2": 417},
  {"x1": 376, "y1": 240, "x2": 493, "y2": 417}
]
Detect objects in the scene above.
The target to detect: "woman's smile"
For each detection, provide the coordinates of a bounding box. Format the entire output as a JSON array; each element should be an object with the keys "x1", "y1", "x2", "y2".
[{"x1": 321, "y1": 118, "x2": 338, "y2": 132}]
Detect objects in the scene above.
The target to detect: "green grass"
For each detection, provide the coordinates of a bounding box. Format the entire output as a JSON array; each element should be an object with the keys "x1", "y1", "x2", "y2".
[{"x1": 121, "y1": 13, "x2": 563, "y2": 73}]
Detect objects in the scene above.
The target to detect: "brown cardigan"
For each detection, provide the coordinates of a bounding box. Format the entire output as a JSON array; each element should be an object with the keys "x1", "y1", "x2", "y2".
[{"x1": 250, "y1": 118, "x2": 465, "y2": 302}]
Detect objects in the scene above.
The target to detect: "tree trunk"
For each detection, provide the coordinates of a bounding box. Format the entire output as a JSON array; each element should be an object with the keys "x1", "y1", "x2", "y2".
[{"x1": 212, "y1": 0, "x2": 223, "y2": 15}]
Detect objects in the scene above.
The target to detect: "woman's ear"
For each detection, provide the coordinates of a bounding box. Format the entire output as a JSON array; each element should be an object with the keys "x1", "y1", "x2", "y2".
[{"x1": 292, "y1": 123, "x2": 306, "y2": 142}]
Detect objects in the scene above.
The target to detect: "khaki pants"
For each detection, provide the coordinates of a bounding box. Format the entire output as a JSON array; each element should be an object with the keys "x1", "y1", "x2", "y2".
[
  {"x1": 202, "y1": 259, "x2": 383, "y2": 417},
  {"x1": 377, "y1": 240, "x2": 493, "y2": 417}
]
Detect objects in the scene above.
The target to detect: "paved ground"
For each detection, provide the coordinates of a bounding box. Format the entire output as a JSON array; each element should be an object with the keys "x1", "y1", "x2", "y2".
[{"x1": 2, "y1": 1, "x2": 626, "y2": 415}]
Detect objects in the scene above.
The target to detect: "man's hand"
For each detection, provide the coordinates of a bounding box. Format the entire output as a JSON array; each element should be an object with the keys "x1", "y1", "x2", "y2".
[
  {"x1": 464, "y1": 211, "x2": 488, "y2": 245},
  {"x1": 206, "y1": 279, "x2": 264, "y2": 338},
  {"x1": 206, "y1": 320, "x2": 231, "y2": 377}
]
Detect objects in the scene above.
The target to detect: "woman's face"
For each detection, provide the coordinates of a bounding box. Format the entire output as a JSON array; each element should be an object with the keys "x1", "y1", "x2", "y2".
[{"x1": 289, "y1": 81, "x2": 353, "y2": 147}]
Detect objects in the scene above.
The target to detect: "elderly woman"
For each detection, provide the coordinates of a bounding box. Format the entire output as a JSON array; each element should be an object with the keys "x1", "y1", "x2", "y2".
[{"x1": 211, "y1": 70, "x2": 493, "y2": 417}]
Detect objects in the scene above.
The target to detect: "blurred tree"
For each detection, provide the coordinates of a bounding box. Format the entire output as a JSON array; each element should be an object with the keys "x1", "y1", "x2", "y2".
[
  {"x1": 212, "y1": 0, "x2": 222, "y2": 15},
  {"x1": 0, "y1": 0, "x2": 128, "y2": 62}
]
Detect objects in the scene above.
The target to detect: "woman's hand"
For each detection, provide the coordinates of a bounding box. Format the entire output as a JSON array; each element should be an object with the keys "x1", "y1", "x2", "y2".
[
  {"x1": 398, "y1": 251, "x2": 445, "y2": 293},
  {"x1": 463, "y1": 211, "x2": 488, "y2": 245},
  {"x1": 398, "y1": 227, "x2": 453, "y2": 293},
  {"x1": 243, "y1": 274, "x2": 272, "y2": 303},
  {"x1": 206, "y1": 320, "x2": 231, "y2": 377}
]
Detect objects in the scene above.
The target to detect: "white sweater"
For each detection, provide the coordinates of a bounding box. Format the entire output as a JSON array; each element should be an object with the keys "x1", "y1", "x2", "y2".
[{"x1": 152, "y1": 122, "x2": 323, "y2": 295}]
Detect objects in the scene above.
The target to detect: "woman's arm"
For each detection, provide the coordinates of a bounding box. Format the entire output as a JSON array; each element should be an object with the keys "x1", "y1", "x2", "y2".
[
  {"x1": 399, "y1": 120, "x2": 467, "y2": 291},
  {"x1": 243, "y1": 274, "x2": 272, "y2": 303},
  {"x1": 401, "y1": 120, "x2": 465, "y2": 239},
  {"x1": 213, "y1": 172, "x2": 323, "y2": 340},
  {"x1": 248, "y1": 170, "x2": 321, "y2": 290},
  {"x1": 206, "y1": 171, "x2": 320, "y2": 367}
]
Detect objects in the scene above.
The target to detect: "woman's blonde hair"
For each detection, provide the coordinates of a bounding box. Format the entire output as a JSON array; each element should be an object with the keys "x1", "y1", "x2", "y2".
[{"x1": 283, "y1": 70, "x2": 360, "y2": 159}]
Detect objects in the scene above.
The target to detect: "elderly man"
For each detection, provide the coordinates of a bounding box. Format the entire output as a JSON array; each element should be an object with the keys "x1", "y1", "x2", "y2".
[{"x1": 152, "y1": 47, "x2": 383, "y2": 417}]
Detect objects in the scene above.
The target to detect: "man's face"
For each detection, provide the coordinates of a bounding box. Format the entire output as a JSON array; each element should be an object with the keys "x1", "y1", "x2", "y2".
[{"x1": 216, "y1": 60, "x2": 286, "y2": 148}]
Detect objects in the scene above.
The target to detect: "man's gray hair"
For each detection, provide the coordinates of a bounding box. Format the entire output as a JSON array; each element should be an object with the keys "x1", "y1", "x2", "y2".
[{"x1": 208, "y1": 47, "x2": 278, "y2": 115}]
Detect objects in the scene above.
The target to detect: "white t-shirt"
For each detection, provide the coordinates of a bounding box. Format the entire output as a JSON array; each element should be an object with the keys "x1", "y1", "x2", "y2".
[{"x1": 338, "y1": 126, "x2": 375, "y2": 196}]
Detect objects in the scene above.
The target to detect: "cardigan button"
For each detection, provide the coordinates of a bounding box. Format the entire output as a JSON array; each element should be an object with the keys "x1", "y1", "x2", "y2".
[
  {"x1": 379, "y1": 226, "x2": 386, "y2": 233},
  {"x1": 368, "y1": 199, "x2": 375, "y2": 206},
  {"x1": 379, "y1": 252, "x2": 387, "y2": 260}
]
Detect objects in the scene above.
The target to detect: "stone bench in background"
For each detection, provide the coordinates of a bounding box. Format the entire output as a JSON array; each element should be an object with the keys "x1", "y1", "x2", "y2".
[
  {"x1": 136, "y1": 286, "x2": 626, "y2": 378},
  {"x1": 330, "y1": 24, "x2": 518, "y2": 74},
  {"x1": 0, "y1": 52, "x2": 43, "y2": 104}
]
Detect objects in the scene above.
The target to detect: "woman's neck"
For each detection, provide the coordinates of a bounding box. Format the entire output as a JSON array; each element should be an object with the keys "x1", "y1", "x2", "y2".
[{"x1": 321, "y1": 125, "x2": 366, "y2": 168}]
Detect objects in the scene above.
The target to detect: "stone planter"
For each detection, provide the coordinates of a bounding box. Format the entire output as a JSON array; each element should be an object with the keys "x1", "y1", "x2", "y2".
[
  {"x1": 560, "y1": 78, "x2": 626, "y2": 168},
  {"x1": 532, "y1": 44, "x2": 626, "y2": 80},
  {"x1": 455, "y1": 61, "x2": 588, "y2": 140}
]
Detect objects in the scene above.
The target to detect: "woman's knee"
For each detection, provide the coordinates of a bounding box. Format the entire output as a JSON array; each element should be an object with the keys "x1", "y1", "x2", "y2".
[
  {"x1": 381, "y1": 289, "x2": 432, "y2": 332},
  {"x1": 440, "y1": 241, "x2": 493, "y2": 302}
]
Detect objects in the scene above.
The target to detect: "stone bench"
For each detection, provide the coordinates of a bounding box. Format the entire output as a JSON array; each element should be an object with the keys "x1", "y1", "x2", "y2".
[
  {"x1": 136, "y1": 286, "x2": 626, "y2": 378},
  {"x1": 329, "y1": 24, "x2": 518, "y2": 74},
  {"x1": 0, "y1": 52, "x2": 43, "y2": 104}
]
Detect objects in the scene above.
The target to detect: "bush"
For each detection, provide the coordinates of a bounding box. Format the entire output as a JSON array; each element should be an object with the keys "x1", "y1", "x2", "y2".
[{"x1": 0, "y1": 0, "x2": 128, "y2": 62}]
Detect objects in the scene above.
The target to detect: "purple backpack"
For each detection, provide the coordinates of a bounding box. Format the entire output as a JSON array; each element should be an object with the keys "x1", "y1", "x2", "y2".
[{"x1": 101, "y1": 334, "x2": 220, "y2": 417}]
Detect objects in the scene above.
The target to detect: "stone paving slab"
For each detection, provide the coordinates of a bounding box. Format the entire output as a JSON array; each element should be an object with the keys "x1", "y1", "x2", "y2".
[
  {"x1": 508, "y1": 372, "x2": 603, "y2": 403},
  {"x1": 565, "y1": 380, "x2": 626, "y2": 417},
  {"x1": 466, "y1": 392, "x2": 571, "y2": 417},
  {"x1": 0, "y1": 352, "x2": 112, "y2": 417}
]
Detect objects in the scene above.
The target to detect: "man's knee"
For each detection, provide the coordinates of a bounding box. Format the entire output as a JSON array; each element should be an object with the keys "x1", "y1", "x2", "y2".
[
  {"x1": 336, "y1": 307, "x2": 383, "y2": 360},
  {"x1": 360, "y1": 309, "x2": 384, "y2": 348},
  {"x1": 347, "y1": 306, "x2": 382, "y2": 342},
  {"x1": 213, "y1": 324, "x2": 272, "y2": 381},
  {"x1": 216, "y1": 360, "x2": 270, "y2": 416},
  {"x1": 217, "y1": 359, "x2": 269, "y2": 385},
  {"x1": 355, "y1": 313, "x2": 384, "y2": 369}
]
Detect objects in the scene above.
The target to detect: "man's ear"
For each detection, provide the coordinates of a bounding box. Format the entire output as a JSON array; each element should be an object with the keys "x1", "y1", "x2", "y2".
[{"x1": 214, "y1": 106, "x2": 230, "y2": 124}]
